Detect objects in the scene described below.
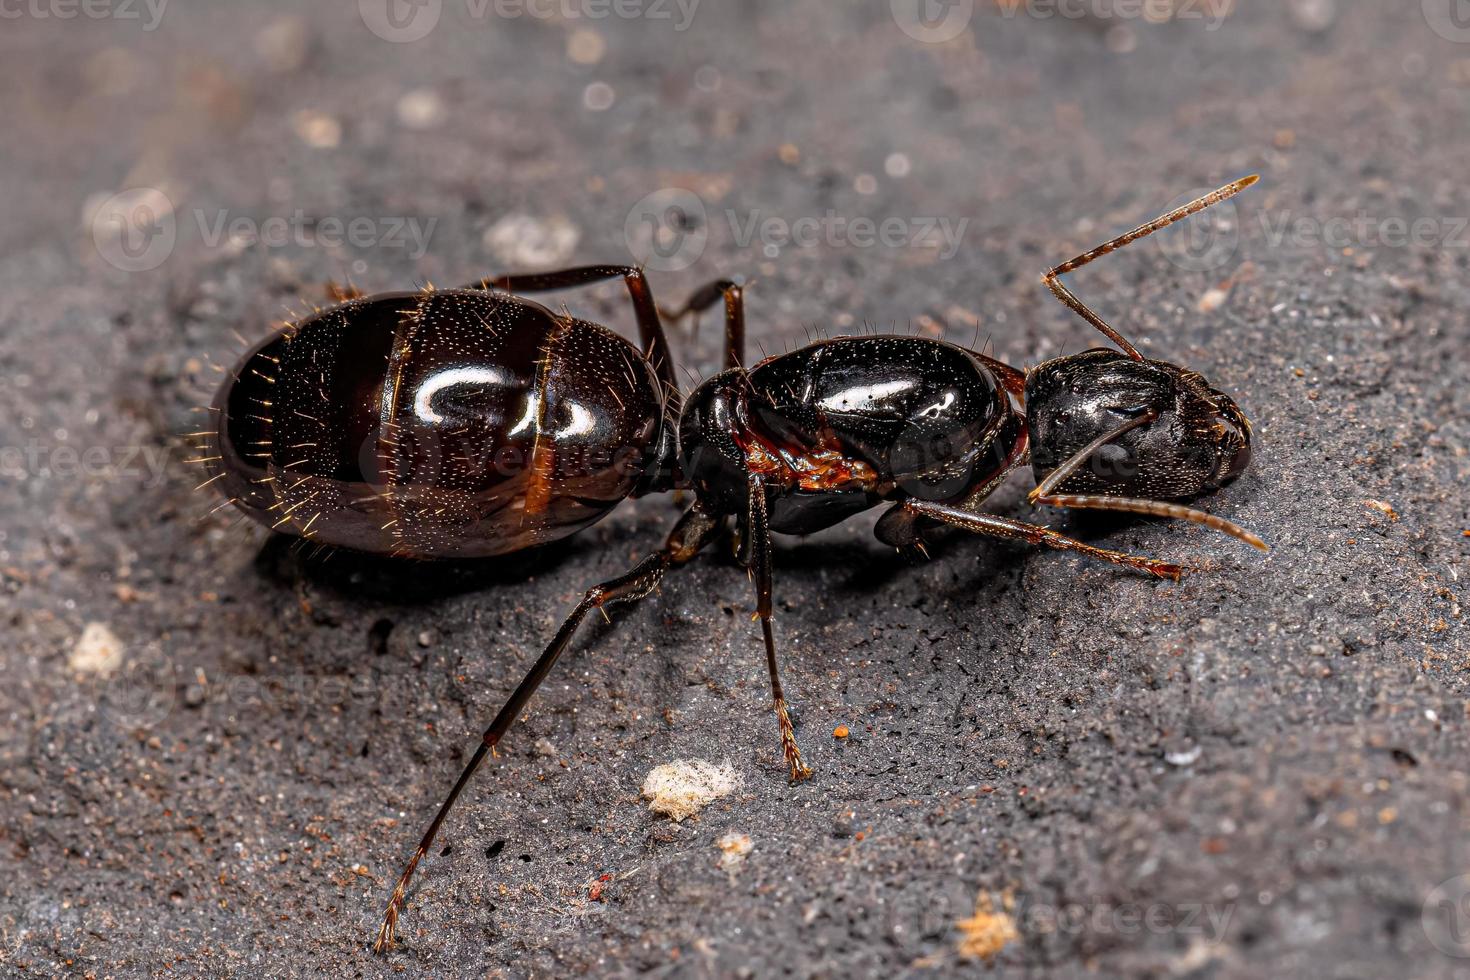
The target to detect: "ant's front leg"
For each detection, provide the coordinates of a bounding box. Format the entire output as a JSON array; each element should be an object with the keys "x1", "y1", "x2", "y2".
[
  {"x1": 1024, "y1": 411, "x2": 1268, "y2": 551},
  {"x1": 875, "y1": 498, "x2": 1187, "y2": 580},
  {"x1": 743, "y1": 472, "x2": 812, "y2": 782}
]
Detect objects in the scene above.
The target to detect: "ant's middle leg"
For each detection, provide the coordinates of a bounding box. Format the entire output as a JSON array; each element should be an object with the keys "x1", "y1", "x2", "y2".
[
  {"x1": 459, "y1": 265, "x2": 678, "y2": 400},
  {"x1": 743, "y1": 472, "x2": 812, "y2": 782},
  {"x1": 875, "y1": 498, "x2": 1186, "y2": 580},
  {"x1": 659, "y1": 279, "x2": 745, "y2": 370},
  {"x1": 374, "y1": 502, "x2": 721, "y2": 953}
]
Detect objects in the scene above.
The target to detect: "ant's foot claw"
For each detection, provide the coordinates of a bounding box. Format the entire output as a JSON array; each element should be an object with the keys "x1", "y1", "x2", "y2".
[
  {"x1": 773, "y1": 698, "x2": 812, "y2": 782},
  {"x1": 373, "y1": 914, "x2": 396, "y2": 955}
]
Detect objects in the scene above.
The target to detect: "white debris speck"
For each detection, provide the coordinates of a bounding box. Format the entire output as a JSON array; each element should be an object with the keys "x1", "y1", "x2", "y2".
[
  {"x1": 483, "y1": 212, "x2": 580, "y2": 268},
  {"x1": 1165, "y1": 745, "x2": 1203, "y2": 767},
  {"x1": 70, "y1": 622, "x2": 124, "y2": 676},
  {"x1": 566, "y1": 28, "x2": 606, "y2": 65},
  {"x1": 292, "y1": 109, "x2": 341, "y2": 148},
  {"x1": 1197, "y1": 287, "x2": 1228, "y2": 314},
  {"x1": 396, "y1": 88, "x2": 446, "y2": 130},
  {"x1": 255, "y1": 16, "x2": 311, "y2": 73},
  {"x1": 716, "y1": 832, "x2": 752, "y2": 877},
  {"x1": 641, "y1": 759, "x2": 740, "y2": 822},
  {"x1": 582, "y1": 81, "x2": 615, "y2": 111}
]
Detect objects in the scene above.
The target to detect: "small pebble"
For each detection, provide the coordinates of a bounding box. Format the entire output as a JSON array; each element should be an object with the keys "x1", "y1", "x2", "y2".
[
  {"x1": 567, "y1": 28, "x2": 605, "y2": 65},
  {"x1": 396, "y1": 88, "x2": 446, "y2": 130},
  {"x1": 1165, "y1": 745, "x2": 1203, "y2": 767},
  {"x1": 1289, "y1": 0, "x2": 1337, "y2": 33},
  {"x1": 716, "y1": 832, "x2": 752, "y2": 876},
  {"x1": 1197, "y1": 287, "x2": 1228, "y2": 314},
  {"x1": 255, "y1": 16, "x2": 311, "y2": 73},
  {"x1": 1364, "y1": 499, "x2": 1399, "y2": 521},
  {"x1": 292, "y1": 110, "x2": 341, "y2": 149},
  {"x1": 955, "y1": 893, "x2": 1019, "y2": 962},
  {"x1": 71, "y1": 622, "x2": 124, "y2": 676}
]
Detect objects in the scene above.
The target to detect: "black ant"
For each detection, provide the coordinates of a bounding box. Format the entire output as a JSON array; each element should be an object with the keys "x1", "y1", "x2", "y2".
[{"x1": 198, "y1": 175, "x2": 1265, "y2": 952}]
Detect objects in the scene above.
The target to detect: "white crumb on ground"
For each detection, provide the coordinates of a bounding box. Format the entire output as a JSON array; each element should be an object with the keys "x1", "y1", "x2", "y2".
[
  {"x1": 70, "y1": 622, "x2": 124, "y2": 675},
  {"x1": 716, "y1": 833, "x2": 753, "y2": 877},
  {"x1": 640, "y1": 759, "x2": 741, "y2": 822}
]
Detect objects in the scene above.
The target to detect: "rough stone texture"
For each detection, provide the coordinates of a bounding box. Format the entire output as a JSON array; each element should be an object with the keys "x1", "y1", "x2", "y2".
[{"x1": 2, "y1": 2, "x2": 1467, "y2": 977}]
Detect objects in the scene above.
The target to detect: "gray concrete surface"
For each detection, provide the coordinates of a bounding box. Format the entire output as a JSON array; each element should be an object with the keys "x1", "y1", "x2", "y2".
[{"x1": 2, "y1": 1, "x2": 1467, "y2": 976}]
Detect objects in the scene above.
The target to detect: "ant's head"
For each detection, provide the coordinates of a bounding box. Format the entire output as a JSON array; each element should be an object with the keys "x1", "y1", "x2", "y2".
[{"x1": 1024, "y1": 348, "x2": 1252, "y2": 501}]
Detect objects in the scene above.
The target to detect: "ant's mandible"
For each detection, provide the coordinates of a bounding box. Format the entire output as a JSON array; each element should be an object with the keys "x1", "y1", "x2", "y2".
[{"x1": 198, "y1": 175, "x2": 1266, "y2": 953}]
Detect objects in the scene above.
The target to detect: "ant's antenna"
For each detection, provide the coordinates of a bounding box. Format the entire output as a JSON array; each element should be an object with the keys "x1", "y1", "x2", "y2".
[
  {"x1": 1026, "y1": 408, "x2": 1267, "y2": 551},
  {"x1": 1042, "y1": 175, "x2": 1259, "y2": 360}
]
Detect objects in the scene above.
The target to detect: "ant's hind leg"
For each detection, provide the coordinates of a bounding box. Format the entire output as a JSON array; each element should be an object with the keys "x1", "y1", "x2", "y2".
[
  {"x1": 374, "y1": 503, "x2": 721, "y2": 954},
  {"x1": 459, "y1": 265, "x2": 678, "y2": 400},
  {"x1": 659, "y1": 279, "x2": 746, "y2": 370},
  {"x1": 744, "y1": 472, "x2": 812, "y2": 782},
  {"x1": 875, "y1": 499, "x2": 1186, "y2": 581}
]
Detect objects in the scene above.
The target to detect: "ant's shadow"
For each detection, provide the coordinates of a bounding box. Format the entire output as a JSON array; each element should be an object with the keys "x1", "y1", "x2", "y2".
[
  {"x1": 786, "y1": 508, "x2": 1170, "y2": 596},
  {"x1": 251, "y1": 506, "x2": 1164, "y2": 612},
  {"x1": 252, "y1": 533, "x2": 583, "y2": 606}
]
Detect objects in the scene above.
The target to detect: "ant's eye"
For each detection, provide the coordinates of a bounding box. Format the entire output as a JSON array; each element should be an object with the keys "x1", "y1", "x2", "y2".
[{"x1": 1106, "y1": 405, "x2": 1153, "y2": 419}]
